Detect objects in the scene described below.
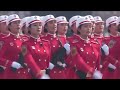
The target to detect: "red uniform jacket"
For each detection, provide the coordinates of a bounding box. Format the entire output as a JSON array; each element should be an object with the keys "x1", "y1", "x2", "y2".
[
  {"x1": 22, "y1": 36, "x2": 51, "y2": 78},
  {"x1": 102, "y1": 35, "x2": 120, "y2": 79},
  {"x1": 41, "y1": 33, "x2": 78, "y2": 79},
  {"x1": 0, "y1": 33, "x2": 31, "y2": 79},
  {"x1": 66, "y1": 36, "x2": 101, "y2": 79}
]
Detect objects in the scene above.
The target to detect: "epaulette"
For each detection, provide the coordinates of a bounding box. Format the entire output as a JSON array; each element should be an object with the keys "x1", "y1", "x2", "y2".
[
  {"x1": 2, "y1": 34, "x2": 10, "y2": 39},
  {"x1": 41, "y1": 39, "x2": 49, "y2": 42},
  {"x1": 71, "y1": 39, "x2": 79, "y2": 43}
]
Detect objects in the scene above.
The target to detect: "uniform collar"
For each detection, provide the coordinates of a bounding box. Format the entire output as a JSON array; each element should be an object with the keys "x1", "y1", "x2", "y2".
[
  {"x1": 30, "y1": 35, "x2": 41, "y2": 42},
  {"x1": 10, "y1": 32, "x2": 20, "y2": 38},
  {"x1": 57, "y1": 34, "x2": 66, "y2": 38},
  {"x1": 110, "y1": 33, "x2": 119, "y2": 37},
  {"x1": 0, "y1": 32, "x2": 10, "y2": 36},
  {"x1": 79, "y1": 36, "x2": 90, "y2": 43},
  {"x1": 47, "y1": 33, "x2": 56, "y2": 38},
  {"x1": 94, "y1": 33, "x2": 103, "y2": 37}
]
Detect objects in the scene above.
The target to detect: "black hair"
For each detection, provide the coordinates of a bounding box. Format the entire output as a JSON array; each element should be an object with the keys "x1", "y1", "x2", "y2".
[
  {"x1": 44, "y1": 23, "x2": 48, "y2": 33},
  {"x1": 28, "y1": 25, "x2": 31, "y2": 34},
  {"x1": 107, "y1": 25, "x2": 111, "y2": 33},
  {"x1": 77, "y1": 25, "x2": 82, "y2": 35},
  {"x1": 8, "y1": 23, "x2": 11, "y2": 32},
  {"x1": 22, "y1": 30, "x2": 25, "y2": 34}
]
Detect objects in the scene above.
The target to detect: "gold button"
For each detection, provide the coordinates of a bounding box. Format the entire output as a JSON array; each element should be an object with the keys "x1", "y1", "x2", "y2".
[
  {"x1": 59, "y1": 71, "x2": 62, "y2": 73},
  {"x1": 59, "y1": 45, "x2": 61, "y2": 47},
  {"x1": 44, "y1": 50, "x2": 46, "y2": 52},
  {"x1": 39, "y1": 59, "x2": 41, "y2": 61}
]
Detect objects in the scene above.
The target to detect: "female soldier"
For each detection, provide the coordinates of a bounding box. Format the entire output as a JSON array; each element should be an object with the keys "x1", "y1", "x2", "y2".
[
  {"x1": 21, "y1": 16, "x2": 51, "y2": 79},
  {"x1": 102, "y1": 16, "x2": 120, "y2": 79},
  {"x1": 0, "y1": 14, "x2": 31, "y2": 79},
  {"x1": 65, "y1": 16, "x2": 102, "y2": 79}
]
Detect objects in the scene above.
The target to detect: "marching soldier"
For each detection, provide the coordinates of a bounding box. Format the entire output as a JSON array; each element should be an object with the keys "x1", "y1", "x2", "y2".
[
  {"x1": 21, "y1": 16, "x2": 51, "y2": 79},
  {"x1": 42, "y1": 15, "x2": 69, "y2": 79},
  {"x1": 0, "y1": 14, "x2": 31, "y2": 79},
  {"x1": 85, "y1": 15, "x2": 95, "y2": 37},
  {"x1": 65, "y1": 16, "x2": 102, "y2": 79},
  {"x1": 102, "y1": 16, "x2": 120, "y2": 79},
  {"x1": 0, "y1": 15, "x2": 10, "y2": 39},
  {"x1": 48, "y1": 16, "x2": 77, "y2": 79},
  {"x1": 67, "y1": 15, "x2": 82, "y2": 44},
  {"x1": 0, "y1": 15, "x2": 9, "y2": 79},
  {"x1": 20, "y1": 16, "x2": 30, "y2": 42}
]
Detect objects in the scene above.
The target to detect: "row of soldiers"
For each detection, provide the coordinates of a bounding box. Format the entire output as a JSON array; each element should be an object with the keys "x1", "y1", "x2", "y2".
[{"x1": 0, "y1": 14, "x2": 120, "y2": 79}]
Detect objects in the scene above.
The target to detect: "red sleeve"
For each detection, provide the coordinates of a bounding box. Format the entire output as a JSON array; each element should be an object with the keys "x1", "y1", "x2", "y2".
[
  {"x1": 22, "y1": 43, "x2": 42, "y2": 78},
  {"x1": 0, "y1": 40, "x2": 13, "y2": 68},
  {"x1": 66, "y1": 48, "x2": 94, "y2": 74}
]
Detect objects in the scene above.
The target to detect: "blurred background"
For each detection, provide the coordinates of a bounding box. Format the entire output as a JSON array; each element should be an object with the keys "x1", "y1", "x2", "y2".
[{"x1": 1, "y1": 11, "x2": 120, "y2": 36}]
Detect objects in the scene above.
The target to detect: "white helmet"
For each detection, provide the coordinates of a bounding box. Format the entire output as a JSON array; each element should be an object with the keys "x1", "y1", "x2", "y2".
[
  {"x1": 0, "y1": 15, "x2": 8, "y2": 23},
  {"x1": 56, "y1": 16, "x2": 68, "y2": 24},
  {"x1": 42, "y1": 14, "x2": 56, "y2": 27},
  {"x1": 76, "y1": 16, "x2": 91, "y2": 29},
  {"x1": 26, "y1": 16, "x2": 42, "y2": 27},
  {"x1": 106, "y1": 16, "x2": 118, "y2": 27},
  {"x1": 6, "y1": 14, "x2": 21, "y2": 25},
  {"x1": 69, "y1": 15, "x2": 81, "y2": 27}
]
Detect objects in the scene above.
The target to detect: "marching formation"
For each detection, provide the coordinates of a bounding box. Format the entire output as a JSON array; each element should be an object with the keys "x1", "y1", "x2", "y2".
[{"x1": 0, "y1": 14, "x2": 120, "y2": 79}]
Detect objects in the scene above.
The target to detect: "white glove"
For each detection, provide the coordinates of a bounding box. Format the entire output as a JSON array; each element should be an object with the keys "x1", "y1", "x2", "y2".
[
  {"x1": 62, "y1": 63, "x2": 66, "y2": 68},
  {"x1": 93, "y1": 70, "x2": 103, "y2": 79},
  {"x1": 64, "y1": 43, "x2": 70, "y2": 55},
  {"x1": 40, "y1": 70, "x2": 50, "y2": 79},
  {"x1": 101, "y1": 44, "x2": 109, "y2": 56},
  {"x1": 108, "y1": 63, "x2": 116, "y2": 70},
  {"x1": 48, "y1": 62, "x2": 54, "y2": 70},
  {"x1": 11, "y1": 61, "x2": 22, "y2": 69}
]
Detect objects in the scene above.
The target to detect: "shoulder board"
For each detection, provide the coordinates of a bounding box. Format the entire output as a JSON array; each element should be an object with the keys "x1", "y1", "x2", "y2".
[
  {"x1": 41, "y1": 39, "x2": 49, "y2": 42},
  {"x1": 72, "y1": 39, "x2": 79, "y2": 43}
]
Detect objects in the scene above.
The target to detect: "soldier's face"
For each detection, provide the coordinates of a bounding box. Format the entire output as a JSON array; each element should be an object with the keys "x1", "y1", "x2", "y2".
[
  {"x1": 30, "y1": 22, "x2": 42, "y2": 35},
  {"x1": 46, "y1": 20, "x2": 57, "y2": 34},
  {"x1": 109, "y1": 23, "x2": 118, "y2": 33},
  {"x1": 94, "y1": 22, "x2": 104, "y2": 34},
  {"x1": 78, "y1": 23, "x2": 92, "y2": 36},
  {"x1": 0, "y1": 22, "x2": 7, "y2": 32},
  {"x1": 57, "y1": 23, "x2": 68, "y2": 35},
  {"x1": 71, "y1": 23, "x2": 77, "y2": 34},
  {"x1": 9, "y1": 20, "x2": 21, "y2": 34},
  {"x1": 22, "y1": 25, "x2": 29, "y2": 35},
  {"x1": 117, "y1": 24, "x2": 120, "y2": 32}
]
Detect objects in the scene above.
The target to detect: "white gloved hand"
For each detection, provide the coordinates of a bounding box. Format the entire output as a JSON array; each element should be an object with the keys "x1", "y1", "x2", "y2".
[
  {"x1": 64, "y1": 43, "x2": 70, "y2": 55},
  {"x1": 11, "y1": 61, "x2": 22, "y2": 69},
  {"x1": 40, "y1": 70, "x2": 50, "y2": 79},
  {"x1": 93, "y1": 70, "x2": 103, "y2": 79},
  {"x1": 62, "y1": 63, "x2": 66, "y2": 68},
  {"x1": 48, "y1": 62, "x2": 54, "y2": 70},
  {"x1": 108, "y1": 63, "x2": 116, "y2": 70},
  {"x1": 101, "y1": 44, "x2": 109, "y2": 56}
]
